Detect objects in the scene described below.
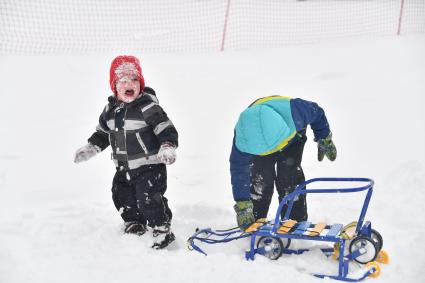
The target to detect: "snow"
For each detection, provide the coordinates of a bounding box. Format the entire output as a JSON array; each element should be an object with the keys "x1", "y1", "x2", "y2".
[{"x1": 0, "y1": 35, "x2": 425, "y2": 282}]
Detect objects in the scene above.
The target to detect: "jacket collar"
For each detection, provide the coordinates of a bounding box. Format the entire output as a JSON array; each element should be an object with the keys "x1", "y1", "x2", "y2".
[{"x1": 108, "y1": 92, "x2": 153, "y2": 108}]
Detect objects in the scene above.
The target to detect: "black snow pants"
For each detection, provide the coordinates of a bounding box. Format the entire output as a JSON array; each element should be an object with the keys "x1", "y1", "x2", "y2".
[
  {"x1": 111, "y1": 164, "x2": 172, "y2": 227},
  {"x1": 250, "y1": 134, "x2": 308, "y2": 222}
]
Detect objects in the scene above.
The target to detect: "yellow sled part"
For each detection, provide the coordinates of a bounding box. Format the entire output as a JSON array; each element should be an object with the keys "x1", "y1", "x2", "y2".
[
  {"x1": 277, "y1": 219, "x2": 297, "y2": 234},
  {"x1": 332, "y1": 221, "x2": 358, "y2": 260},
  {"x1": 308, "y1": 222, "x2": 327, "y2": 236},
  {"x1": 332, "y1": 246, "x2": 340, "y2": 260},
  {"x1": 366, "y1": 261, "x2": 381, "y2": 278},
  {"x1": 245, "y1": 218, "x2": 267, "y2": 233},
  {"x1": 376, "y1": 250, "x2": 390, "y2": 264},
  {"x1": 338, "y1": 221, "x2": 357, "y2": 239}
]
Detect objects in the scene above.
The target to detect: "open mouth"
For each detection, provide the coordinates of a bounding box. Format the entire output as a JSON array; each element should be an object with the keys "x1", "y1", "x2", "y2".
[{"x1": 125, "y1": 89, "x2": 135, "y2": 96}]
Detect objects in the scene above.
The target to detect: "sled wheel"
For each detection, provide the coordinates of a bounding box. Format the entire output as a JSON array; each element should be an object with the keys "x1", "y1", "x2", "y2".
[
  {"x1": 349, "y1": 236, "x2": 378, "y2": 264},
  {"x1": 366, "y1": 261, "x2": 381, "y2": 278},
  {"x1": 257, "y1": 236, "x2": 291, "y2": 249},
  {"x1": 376, "y1": 250, "x2": 390, "y2": 264},
  {"x1": 256, "y1": 236, "x2": 288, "y2": 260},
  {"x1": 370, "y1": 229, "x2": 383, "y2": 252}
]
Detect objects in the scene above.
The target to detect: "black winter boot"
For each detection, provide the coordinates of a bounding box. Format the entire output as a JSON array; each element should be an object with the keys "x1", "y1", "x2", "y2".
[
  {"x1": 124, "y1": 222, "x2": 147, "y2": 236},
  {"x1": 152, "y1": 224, "x2": 175, "y2": 249}
]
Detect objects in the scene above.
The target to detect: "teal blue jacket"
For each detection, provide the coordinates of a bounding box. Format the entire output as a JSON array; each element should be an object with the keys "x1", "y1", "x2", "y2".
[{"x1": 230, "y1": 96, "x2": 331, "y2": 201}]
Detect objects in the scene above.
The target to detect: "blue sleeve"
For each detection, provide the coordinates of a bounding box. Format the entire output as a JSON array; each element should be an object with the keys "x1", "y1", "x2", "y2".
[
  {"x1": 290, "y1": 98, "x2": 331, "y2": 141},
  {"x1": 229, "y1": 138, "x2": 252, "y2": 201}
]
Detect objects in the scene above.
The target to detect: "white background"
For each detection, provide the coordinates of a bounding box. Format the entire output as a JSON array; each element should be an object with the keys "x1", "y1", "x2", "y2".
[{"x1": 0, "y1": 35, "x2": 424, "y2": 282}]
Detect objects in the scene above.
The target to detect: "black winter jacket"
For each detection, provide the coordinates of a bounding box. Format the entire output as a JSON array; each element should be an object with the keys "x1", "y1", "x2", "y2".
[{"x1": 88, "y1": 87, "x2": 178, "y2": 170}]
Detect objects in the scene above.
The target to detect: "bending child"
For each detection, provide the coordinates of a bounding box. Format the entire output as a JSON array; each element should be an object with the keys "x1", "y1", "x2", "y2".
[{"x1": 230, "y1": 96, "x2": 336, "y2": 229}]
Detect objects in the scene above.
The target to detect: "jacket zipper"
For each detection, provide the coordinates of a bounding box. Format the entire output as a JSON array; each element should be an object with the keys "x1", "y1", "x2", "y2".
[
  {"x1": 122, "y1": 103, "x2": 129, "y2": 163},
  {"x1": 135, "y1": 132, "x2": 149, "y2": 158}
]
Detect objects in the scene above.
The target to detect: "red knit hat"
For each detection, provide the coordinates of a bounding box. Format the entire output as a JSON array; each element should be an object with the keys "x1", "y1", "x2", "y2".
[{"x1": 109, "y1": 55, "x2": 145, "y2": 95}]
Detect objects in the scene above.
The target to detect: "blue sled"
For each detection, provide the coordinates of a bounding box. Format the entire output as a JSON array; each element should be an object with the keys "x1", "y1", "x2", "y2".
[{"x1": 188, "y1": 178, "x2": 385, "y2": 281}]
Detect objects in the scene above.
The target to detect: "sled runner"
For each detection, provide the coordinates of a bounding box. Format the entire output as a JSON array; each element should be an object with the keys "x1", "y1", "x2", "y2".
[{"x1": 187, "y1": 178, "x2": 389, "y2": 282}]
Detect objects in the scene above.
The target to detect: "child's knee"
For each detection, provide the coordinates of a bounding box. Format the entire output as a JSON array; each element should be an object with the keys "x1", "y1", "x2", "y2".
[{"x1": 138, "y1": 192, "x2": 164, "y2": 209}]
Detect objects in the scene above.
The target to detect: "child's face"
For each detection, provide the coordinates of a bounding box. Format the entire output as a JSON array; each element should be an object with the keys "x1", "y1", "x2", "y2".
[{"x1": 116, "y1": 76, "x2": 141, "y2": 103}]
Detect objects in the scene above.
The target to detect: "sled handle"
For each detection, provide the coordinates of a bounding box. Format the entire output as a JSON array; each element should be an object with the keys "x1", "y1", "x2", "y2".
[
  {"x1": 272, "y1": 178, "x2": 374, "y2": 234},
  {"x1": 187, "y1": 227, "x2": 250, "y2": 256}
]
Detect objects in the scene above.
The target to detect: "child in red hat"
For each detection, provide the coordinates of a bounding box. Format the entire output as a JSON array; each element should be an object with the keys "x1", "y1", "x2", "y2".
[{"x1": 74, "y1": 55, "x2": 178, "y2": 249}]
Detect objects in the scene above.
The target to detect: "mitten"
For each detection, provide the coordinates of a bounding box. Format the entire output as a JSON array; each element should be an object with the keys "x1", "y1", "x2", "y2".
[
  {"x1": 74, "y1": 143, "x2": 101, "y2": 163},
  {"x1": 157, "y1": 142, "x2": 176, "y2": 165},
  {"x1": 234, "y1": 200, "x2": 255, "y2": 230},
  {"x1": 317, "y1": 132, "x2": 337, "y2": 161}
]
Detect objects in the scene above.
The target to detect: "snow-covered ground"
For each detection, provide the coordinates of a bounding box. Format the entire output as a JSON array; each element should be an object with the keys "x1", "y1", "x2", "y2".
[{"x1": 0, "y1": 35, "x2": 424, "y2": 282}]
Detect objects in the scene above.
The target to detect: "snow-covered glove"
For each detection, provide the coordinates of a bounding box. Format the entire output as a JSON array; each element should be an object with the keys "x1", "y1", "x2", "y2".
[
  {"x1": 234, "y1": 200, "x2": 255, "y2": 230},
  {"x1": 157, "y1": 142, "x2": 176, "y2": 165},
  {"x1": 74, "y1": 143, "x2": 101, "y2": 163},
  {"x1": 317, "y1": 132, "x2": 337, "y2": 162}
]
